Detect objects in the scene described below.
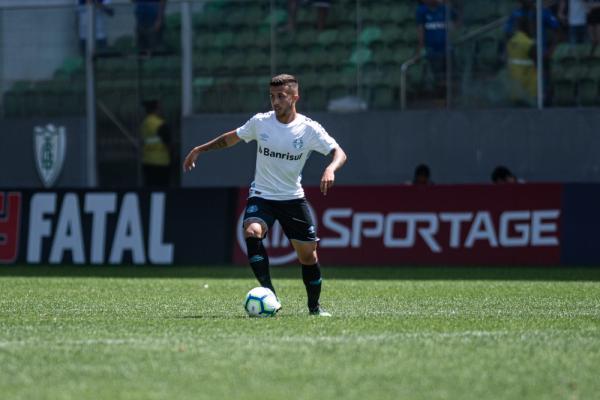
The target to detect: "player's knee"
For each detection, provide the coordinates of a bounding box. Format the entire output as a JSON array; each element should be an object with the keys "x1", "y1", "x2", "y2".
[
  {"x1": 244, "y1": 222, "x2": 264, "y2": 239},
  {"x1": 298, "y1": 250, "x2": 318, "y2": 265}
]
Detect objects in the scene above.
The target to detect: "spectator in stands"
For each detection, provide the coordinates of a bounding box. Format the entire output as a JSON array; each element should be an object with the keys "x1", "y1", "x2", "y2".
[
  {"x1": 411, "y1": 164, "x2": 433, "y2": 185},
  {"x1": 132, "y1": 0, "x2": 167, "y2": 53},
  {"x1": 77, "y1": 0, "x2": 114, "y2": 55},
  {"x1": 587, "y1": 0, "x2": 600, "y2": 51},
  {"x1": 507, "y1": 17, "x2": 537, "y2": 105},
  {"x1": 559, "y1": 0, "x2": 588, "y2": 43},
  {"x1": 491, "y1": 166, "x2": 517, "y2": 184},
  {"x1": 505, "y1": 0, "x2": 560, "y2": 57},
  {"x1": 140, "y1": 99, "x2": 171, "y2": 187},
  {"x1": 416, "y1": 0, "x2": 456, "y2": 96},
  {"x1": 505, "y1": 1, "x2": 559, "y2": 103},
  {"x1": 285, "y1": 0, "x2": 331, "y2": 32}
]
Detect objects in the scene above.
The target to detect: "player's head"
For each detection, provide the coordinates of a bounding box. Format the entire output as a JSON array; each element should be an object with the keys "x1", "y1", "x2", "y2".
[
  {"x1": 142, "y1": 99, "x2": 160, "y2": 114},
  {"x1": 413, "y1": 164, "x2": 432, "y2": 185},
  {"x1": 491, "y1": 166, "x2": 516, "y2": 184},
  {"x1": 516, "y1": 16, "x2": 532, "y2": 36},
  {"x1": 519, "y1": 0, "x2": 534, "y2": 9},
  {"x1": 423, "y1": 0, "x2": 441, "y2": 8},
  {"x1": 269, "y1": 74, "x2": 299, "y2": 119}
]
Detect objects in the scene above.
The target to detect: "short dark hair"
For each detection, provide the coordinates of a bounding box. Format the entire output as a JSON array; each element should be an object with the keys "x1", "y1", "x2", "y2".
[
  {"x1": 142, "y1": 99, "x2": 159, "y2": 113},
  {"x1": 270, "y1": 74, "x2": 298, "y2": 89},
  {"x1": 414, "y1": 164, "x2": 430, "y2": 178},
  {"x1": 491, "y1": 166, "x2": 514, "y2": 183}
]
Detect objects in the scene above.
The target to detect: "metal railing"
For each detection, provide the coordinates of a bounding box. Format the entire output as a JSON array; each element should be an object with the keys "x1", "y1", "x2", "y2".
[{"x1": 400, "y1": 16, "x2": 508, "y2": 111}]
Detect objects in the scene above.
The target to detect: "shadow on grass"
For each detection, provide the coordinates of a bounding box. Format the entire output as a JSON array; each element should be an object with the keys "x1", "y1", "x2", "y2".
[{"x1": 0, "y1": 265, "x2": 599, "y2": 281}]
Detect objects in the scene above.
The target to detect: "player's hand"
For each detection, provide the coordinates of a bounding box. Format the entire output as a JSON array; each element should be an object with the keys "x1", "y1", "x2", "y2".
[
  {"x1": 320, "y1": 167, "x2": 335, "y2": 196},
  {"x1": 183, "y1": 148, "x2": 199, "y2": 172}
]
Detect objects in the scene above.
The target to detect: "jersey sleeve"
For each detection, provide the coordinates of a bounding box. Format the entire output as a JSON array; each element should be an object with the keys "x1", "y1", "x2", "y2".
[
  {"x1": 236, "y1": 114, "x2": 259, "y2": 143},
  {"x1": 308, "y1": 122, "x2": 338, "y2": 156}
]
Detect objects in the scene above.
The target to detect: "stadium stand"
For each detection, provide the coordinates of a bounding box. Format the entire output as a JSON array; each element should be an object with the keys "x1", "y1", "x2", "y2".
[{"x1": 2, "y1": 0, "x2": 597, "y2": 118}]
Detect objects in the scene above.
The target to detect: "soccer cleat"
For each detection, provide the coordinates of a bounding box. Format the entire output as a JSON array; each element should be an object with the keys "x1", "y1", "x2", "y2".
[{"x1": 309, "y1": 307, "x2": 331, "y2": 317}]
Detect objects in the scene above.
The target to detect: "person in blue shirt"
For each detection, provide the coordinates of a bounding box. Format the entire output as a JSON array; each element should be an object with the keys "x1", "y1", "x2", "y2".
[
  {"x1": 416, "y1": 0, "x2": 455, "y2": 96},
  {"x1": 505, "y1": 0, "x2": 560, "y2": 55},
  {"x1": 132, "y1": 0, "x2": 167, "y2": 53},
  {"x1": 77, "y1": 0, "x2": 114, "y2": 55}
]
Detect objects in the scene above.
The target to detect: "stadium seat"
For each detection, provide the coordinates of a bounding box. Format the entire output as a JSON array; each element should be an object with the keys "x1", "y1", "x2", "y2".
[
  {"x1": 349, "y1": 47, "x2": 373, "y2": 67},
  {"x1": 370, "y1": 85, "x2": 396, "y2": 109},
  {"x1": 389, "y1": 3, "x2": 413, "y2": 26},
  {"x1": 578, "y1": 77, "x2": 599, "y2": 106},
  {"x1": 316, "y1": 30, "x2": 338, "y2": 48},
  {"x1": 358, "y1": 26, "x2": 383, "y2": 46},
  {"x1": 552, "y1": 79, "x2": 577, "y2": 106},
  {"x1": 302, "y1": 86, "x2": 328, "y2": 110}
]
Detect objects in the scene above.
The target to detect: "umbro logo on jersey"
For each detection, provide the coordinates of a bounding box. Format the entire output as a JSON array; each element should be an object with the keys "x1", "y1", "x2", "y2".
[
  {"x1": 259, "y1": 133, "x2": 269, "y2": 142},
  {"x1": 258, "y1": 146, "x2": 303, "y2": 161}
]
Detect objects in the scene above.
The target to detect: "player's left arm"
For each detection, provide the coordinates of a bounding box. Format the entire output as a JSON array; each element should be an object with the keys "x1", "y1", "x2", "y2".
[{"x1": 320, "y1": 145, "x2": 347, "y2": 196}]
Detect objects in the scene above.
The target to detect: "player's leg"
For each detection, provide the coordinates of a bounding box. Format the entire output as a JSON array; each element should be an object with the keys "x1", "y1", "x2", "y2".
[
  {"x1": 276, "y1": 199, "x2": 329, "y2": 315},
  {"x1": 243, "y1": 198, "x2": 276, "y2": 294},
  {"x1": 291, "y1": 240, "x2": 327, "y2": 314}
]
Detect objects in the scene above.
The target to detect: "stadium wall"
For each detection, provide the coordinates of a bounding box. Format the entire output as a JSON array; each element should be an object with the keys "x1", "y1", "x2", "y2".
[
  {"x1": 0, "y1": 118, "x2": 88, "y2": 187},
  {"x1": 181, "y1": 109, "x2": 600, "y2": 186},
  {"x1": 1, "y1": 184, "x2": 599, "y2": 266}
]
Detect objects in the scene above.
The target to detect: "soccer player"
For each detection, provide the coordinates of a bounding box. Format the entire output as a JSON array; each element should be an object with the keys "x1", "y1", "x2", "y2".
[{"x1": 183, "y1": 74, "x2": 347, "y2": 317}]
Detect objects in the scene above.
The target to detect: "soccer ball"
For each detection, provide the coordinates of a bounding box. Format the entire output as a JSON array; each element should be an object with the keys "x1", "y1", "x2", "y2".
[{"x1": 244, "y1": 287, "x2": 281, "y2": 317}]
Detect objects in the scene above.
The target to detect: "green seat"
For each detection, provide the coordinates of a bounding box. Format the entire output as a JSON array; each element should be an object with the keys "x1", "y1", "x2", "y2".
[
  {"x1": 363, "y1": 4, "x2": 391, "y2": 25},
  {"x1": 579, "y1": 78, "x2": 599, "y2": 106},
  {"x1": 241, "y1": 5, "x2": 266, "y2": 28},
  {"x1": 316, "y1": 30, "x2": 338, "y2": 48},
  {"x1": 349, "y1": 47, "x2": 372, "y2": 66},
  {"x1": 262, "y1": 9, "x2": 287, "y2": 27},
  {"x1": 381, "y1": 23, "x2": 403, "y2": 44},
  {"x1": 112, "y1": 36, "x2": 134, "y2": 52},
  {"x1": 370, "y1": 85, "x2": 395, "y2": 109},
  {"x1": 54, "y1": 57, "x2": 84, "y2": 80},
  {"x1": 336, "y1": 26, "x2": 357, "y2": 46},
  {"x1": 246, "y1": 51, "x2": 270, "y2": 75},
  {"x1": 390, "y1": 4, "x2": 413, "y2": 25},
  {"x1": 302, "y1": 86, "x2": 328, "y2": 110},
  {"x1": 296, "y1": 29, "x2": 319, "y2": 48},
  {"x1": 288, "y1": 50, "x2": 312, "y2": 70},
  {"x1": 194, "y1": 52, "x2": 224, "y2": 75},
  {"x1": 212, "y1": 32, "x2": 235, "y2": 50},
  {"x1": 552, "y1": 79, "x2": 577, "y2": 106},
  {"x1": 358, "y1": 26, "x2": 382, "y2": 46},
  {"x1": 235, "y1": 30, "x2": 258, "y2": 50}
]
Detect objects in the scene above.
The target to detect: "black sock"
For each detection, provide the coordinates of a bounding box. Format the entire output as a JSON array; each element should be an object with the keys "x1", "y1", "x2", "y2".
[
  {"x1": 245, "y1": 237, "x2": 275, "y2": 294},
  {"x1": 302, "y1": 263, "x2": 322, "y2": 311}
]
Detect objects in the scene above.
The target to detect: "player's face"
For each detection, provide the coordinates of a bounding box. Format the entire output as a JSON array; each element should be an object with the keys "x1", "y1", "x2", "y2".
[{"x1": 269, "y1": 85, "x2": 298, "y2": 119}]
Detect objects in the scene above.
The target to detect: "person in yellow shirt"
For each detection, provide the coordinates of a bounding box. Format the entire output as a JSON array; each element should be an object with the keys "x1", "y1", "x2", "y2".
[
  {"x1": 140, "y1": 99, "x2": 171, "y2": 186},
  {"x1": 506, "y1": 17, "x2": 537, "y2": 105}
]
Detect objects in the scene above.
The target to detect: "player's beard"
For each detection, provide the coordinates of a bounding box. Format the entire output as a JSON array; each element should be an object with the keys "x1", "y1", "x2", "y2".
[{"x1": 274, "y1": 105, "x2": 291, "y2": 120}]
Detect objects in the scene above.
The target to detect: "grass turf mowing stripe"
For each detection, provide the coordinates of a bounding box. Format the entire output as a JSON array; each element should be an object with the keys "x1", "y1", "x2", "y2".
[{"x1": 0, "y1": 266, "x2": 598, "y2": 400}]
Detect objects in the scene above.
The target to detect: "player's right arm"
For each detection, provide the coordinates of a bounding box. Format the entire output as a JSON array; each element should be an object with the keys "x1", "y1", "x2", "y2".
[{"x1": 183, "y1": 130, "x2": 241, "y2": 172}]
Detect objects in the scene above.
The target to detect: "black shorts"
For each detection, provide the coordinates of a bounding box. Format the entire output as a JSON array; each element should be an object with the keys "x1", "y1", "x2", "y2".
[{"x1": 243, "y1": 197, "x2": 318, "y2": 242}]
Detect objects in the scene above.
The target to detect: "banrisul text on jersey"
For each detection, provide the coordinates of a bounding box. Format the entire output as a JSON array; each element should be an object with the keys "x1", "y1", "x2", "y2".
[{"x1": 258, "y1": 145, "x2": 303, "y2": 161}]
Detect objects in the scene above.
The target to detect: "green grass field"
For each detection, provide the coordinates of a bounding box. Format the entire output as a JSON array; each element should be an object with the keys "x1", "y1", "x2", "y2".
[{"x1": 1, "y1": 266, "x2": 599, "y2": 400}]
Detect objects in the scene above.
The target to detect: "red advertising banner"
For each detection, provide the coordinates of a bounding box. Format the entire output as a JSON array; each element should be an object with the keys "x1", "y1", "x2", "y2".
[{"x1": 232, "y1": 184, "x2": 562, "y2": 265}]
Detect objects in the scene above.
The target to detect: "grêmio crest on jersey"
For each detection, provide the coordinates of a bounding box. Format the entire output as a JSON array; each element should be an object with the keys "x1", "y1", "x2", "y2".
[{"x1": 34, "y1": 124, "x2": 67, "y2": 187}]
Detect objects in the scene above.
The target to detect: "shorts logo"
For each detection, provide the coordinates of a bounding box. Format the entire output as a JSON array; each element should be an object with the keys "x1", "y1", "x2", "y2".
[
  {"x1": 308, "y1": 225, "x2": 316, "y2": 234},
  {"x1": 246, "y1": 205, "x2": 258, "y2": 213},
  {"x1": 292, "y1": 138, "x2": 304, "y2": 150}
]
